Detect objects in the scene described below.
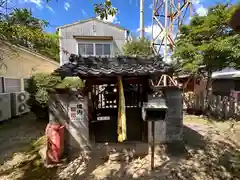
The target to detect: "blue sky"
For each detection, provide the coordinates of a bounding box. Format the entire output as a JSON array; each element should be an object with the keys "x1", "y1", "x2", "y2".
[{"x1": 4, "y1": 0, "x2": 240, "y2": 35}]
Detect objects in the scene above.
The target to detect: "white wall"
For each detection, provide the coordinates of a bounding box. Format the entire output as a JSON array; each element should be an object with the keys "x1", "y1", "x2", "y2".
[{"x1": 59, "y1": 19, "x2": 128, "y2": 65}]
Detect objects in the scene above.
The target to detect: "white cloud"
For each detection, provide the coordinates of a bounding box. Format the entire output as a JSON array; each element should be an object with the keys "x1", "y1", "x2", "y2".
[
  {"x1": 192, "y1": 0, "x2": 207, "y2": 17},
  {"x1": 82, "y1": 9, "x2": 87, "y2": 16},
  {"x1": 192, "y1": 0, "x2": 200, "y2": 5},
  {"x1": 46, "y1": 5, "x2": 54, "y2": 13},
  {"x1": 139, "y1": 24, "x2": 164, "y2": 41},
  {"x1": 149, "y1": 3, "x2": 153, "y2": 9},
  {"x1": 137, "y1": 25, "x2": 174, "y2": 62},
  {"x1": 24, "y1": 0, "x2": 43, "y2": 9},
  {"x1": 64, "y1": 2, "x2": 70, "y2": 11},
  {"x1": 97, "y1": 14, "x2": 120, "y2": 24},
  {"x1": 196, "y1": 5, "x2": 207, "y2": 16}
]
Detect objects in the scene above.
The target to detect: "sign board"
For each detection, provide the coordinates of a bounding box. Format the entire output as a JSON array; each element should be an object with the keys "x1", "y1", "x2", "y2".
[{"x1": 68, "y1": 103, "x2": 83, "y2": 121}]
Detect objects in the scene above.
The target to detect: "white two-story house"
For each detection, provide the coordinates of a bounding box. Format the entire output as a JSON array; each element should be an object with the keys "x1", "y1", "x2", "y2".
[{"x1": 57, "y1": 18, "x2": 130, "y2": 65}]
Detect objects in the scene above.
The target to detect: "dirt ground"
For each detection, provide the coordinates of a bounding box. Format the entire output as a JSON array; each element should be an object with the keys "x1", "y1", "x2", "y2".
[{"x1": 0, "y1": 114, "x2": 239, "y2": 180}]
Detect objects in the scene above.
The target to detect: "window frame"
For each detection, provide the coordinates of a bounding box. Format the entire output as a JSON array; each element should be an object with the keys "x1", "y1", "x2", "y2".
[
  {"x1": 95, "y1": 43, "x2": 111, "y2": 56},
  {"x1": 77, "y1": 40, "x2": 113, "y2": 57},
  {"x1": 78, "y1": 43, "x2": 94, "y2": 56}
]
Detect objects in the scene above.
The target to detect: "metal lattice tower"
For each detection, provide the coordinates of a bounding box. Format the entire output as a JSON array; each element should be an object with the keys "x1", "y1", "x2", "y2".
[{"x1": 151, "y1": 0, "x2": 192, "y2": 61}]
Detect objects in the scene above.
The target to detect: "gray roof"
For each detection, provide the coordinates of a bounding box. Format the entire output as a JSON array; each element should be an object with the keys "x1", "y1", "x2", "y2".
[
  {"x1": 212, "y1": 68, "x2": 240, "y2": 79},
  {"x1": 57, "y1": 17, "x2": 129, "y2": 31},
  {"x1": 53, "y1": 54, "x2": 172, "y2": 78}
]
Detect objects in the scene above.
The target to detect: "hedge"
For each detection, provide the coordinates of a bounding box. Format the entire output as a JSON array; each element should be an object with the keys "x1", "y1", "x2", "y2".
[{"x1": 26, "y1": 73, "x2": 84, "y2": 119}]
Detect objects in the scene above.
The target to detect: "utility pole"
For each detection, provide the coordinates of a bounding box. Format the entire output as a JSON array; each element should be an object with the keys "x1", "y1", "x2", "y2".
[
  {"x1": 164, "y1": 0, "x2": 168, "y2": 62},
  {"x1": 140, "y1": 0, "x2": 144, "y2": 39}
]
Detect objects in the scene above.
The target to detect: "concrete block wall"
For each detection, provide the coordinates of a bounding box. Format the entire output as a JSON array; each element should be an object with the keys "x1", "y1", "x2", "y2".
[
  {"x1": 48, "y1": 87, "x2": 183, "y2": 155},
  {"x1": 48, "y1": 91, "x2": 90, "y2": 152},
  {"x1": 148, "y1": 87, "x2": 183, "y2": 143}
]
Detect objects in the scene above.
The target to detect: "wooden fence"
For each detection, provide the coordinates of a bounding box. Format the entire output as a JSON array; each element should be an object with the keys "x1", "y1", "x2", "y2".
[{"x1": 184, "y1": 91, "x2": 240, "y2": 120}]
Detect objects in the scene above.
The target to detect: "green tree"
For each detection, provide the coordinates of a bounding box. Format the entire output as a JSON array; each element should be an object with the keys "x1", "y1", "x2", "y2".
[
  {"x1": 93, "y1": 0, "x2": 117, "y2": 20},
  {"x1": 0, "y1": 21, "x2": 60, "y2": 61},
  {"x1": 8, "y1": 8, "x2": 48, "y2": 31},
  {"x1": 173, "y1": 4, "x2": 240, "y2": 109},
  {"x1": 0, "y1": 0, "x2": 117, "y2": 61},
  {"x1": 43, "y1": 0, "x2": 117, "y2": 20},
  {"x1": 0, "y1": 0, "x2": 117, "y2": 42},
  {"x1": 0, "y1": 7, "x2": 59, "y2": 61},
  {"x1": 0, "y1": 0, "x2": 117, "y2": 20},
  {"x1": 123, "y1": 38, "x2": 154, "y2": 56}
]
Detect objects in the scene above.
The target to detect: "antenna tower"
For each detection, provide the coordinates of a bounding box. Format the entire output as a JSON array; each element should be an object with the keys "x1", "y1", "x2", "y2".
[{"x1": 151, "y1": 0, "x2": 192, "y2": 60}]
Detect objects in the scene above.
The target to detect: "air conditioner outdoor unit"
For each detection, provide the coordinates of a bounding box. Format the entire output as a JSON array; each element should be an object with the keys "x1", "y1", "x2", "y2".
[
  {"x1": 0, "y1": 93, "x2": 11, "y2": 122},
  {"x1": 11, "y1": 91, "x2": 29, "y2": 116}
]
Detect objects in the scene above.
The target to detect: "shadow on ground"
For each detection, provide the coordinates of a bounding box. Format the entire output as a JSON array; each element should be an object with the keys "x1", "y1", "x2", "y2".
[
  {"x1": 183, "y1": 125, "x2": 207, "y2": 149},
  {"x1": 0, "y1": 115, "x2": 239, "y2": 180},
  {"x1": 57, "y1": 124, "x2": 239, "y2": 180},
  {"x1": 0, "y1": 154, "x2": 58, "y2": 180},
  {"x1": 0, "y1": 113, "x2": 46, "y2": 165}
]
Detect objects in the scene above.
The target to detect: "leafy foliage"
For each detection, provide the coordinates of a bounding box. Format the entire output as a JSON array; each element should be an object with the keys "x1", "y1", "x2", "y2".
[
  {"x1": 94, "y1": 0, "x2": 117, "y2": 20},
  {"x1": 0, "y1": 22, "x2": 59, "y2": 61},
  {"x1": 123, "y1": 38, "x2": 154, "y2": 56},
  {"x1": 173, "y1": 4, "x2": 240, "y2": 74},
  {"x1": 44, "y1": 0, "x2": 117, "y2": 20},
  {"x1": 0, "y1": 8, "x2": 59, "y2": 61},
  {"x1": 8, "y1": 8, "x2": 48, "y2": 30},
  {"x1": 26, "y1": 73, "x2": 61, "y2": 118},
  {"x1": 173, "y1": 4, "x2": 240, "y2": 111},
  {"x1": 56, "y1": 77, "x2": 84, "y2": 89},
  {"x1": 26, "y1": 73, "x2": 84, "y2": 119},
  {"x1": 0, "y1": 0, "x2": 118, "y2": 62}
]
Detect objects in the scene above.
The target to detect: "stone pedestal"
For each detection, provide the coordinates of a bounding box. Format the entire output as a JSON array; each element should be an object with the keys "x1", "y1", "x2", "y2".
[
  {"x1": 48, "y1": 91, "x2": 90, "y2": 155},
  {"x1": 148, "y1": 87, "x2": 183, "y2": 143}
]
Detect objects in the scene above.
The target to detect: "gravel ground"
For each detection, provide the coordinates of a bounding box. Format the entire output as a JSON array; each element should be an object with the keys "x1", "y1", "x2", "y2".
[
  {"x1": 0, "y1": 113, "x2": 47, "y2": 180},
  {"x1": 54, "y1": 116, "x2": 240, "y2": 180},
  {"x1": 0, "y1": 114, "x2": 239, "y2": 180},
  {"x1": 0, "y1": 113, "x2": 46, "y2": 165}
]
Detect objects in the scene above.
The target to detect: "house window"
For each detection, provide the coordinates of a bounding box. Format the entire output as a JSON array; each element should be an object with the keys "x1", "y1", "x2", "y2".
[
  {"x1": 78, "y1": 43, "x2": 111, "y2": 56},
  {"x1": 78, "y1": 43, "x2": 94, "y2": 56},
  {"x1": 95, "y1": 44, "x2": 102, "y2": 56},
  {"x1": 95, "y1": 44, "x2": 111, "y2": 56}
]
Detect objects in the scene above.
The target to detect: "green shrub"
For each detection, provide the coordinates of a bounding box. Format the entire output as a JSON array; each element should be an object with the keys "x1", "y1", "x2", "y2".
[
  {"x1": 26, "y1": 73, "x2": 84, "y2": 120},
  {"x1": 123, "y1": 38, "x2": 154, "y2": 56},
  {"x1": 26, "y1": 73, "x2": 61, "y2": 119},
  {"x1": 56, "y1": 77, "x2": 84, "y2": 89}
]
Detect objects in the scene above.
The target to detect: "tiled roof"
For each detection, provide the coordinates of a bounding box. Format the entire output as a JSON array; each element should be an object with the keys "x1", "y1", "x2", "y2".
[{"x1": 53, "y1": 54, "x2": 172, "y2": 78}]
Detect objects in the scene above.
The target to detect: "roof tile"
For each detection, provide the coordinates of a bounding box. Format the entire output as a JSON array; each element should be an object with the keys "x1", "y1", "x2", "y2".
[{"x1": 53, "y1": 54, "x2": 172, "y2": 78}]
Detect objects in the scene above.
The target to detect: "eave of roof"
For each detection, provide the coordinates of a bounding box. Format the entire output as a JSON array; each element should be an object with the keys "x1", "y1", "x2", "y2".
[
  {"x1": 73, "y1": 35, "x2": 113, "y2": 40},
  {"x1": 212, "y1": 72, "x2": 240, "y2": 79},
  {"x1": 53, "y1": 54, "x2": 172, "y2": 78},
  {"x1": 57, "y1": 17, "x2": 129, "y2": 31}
]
